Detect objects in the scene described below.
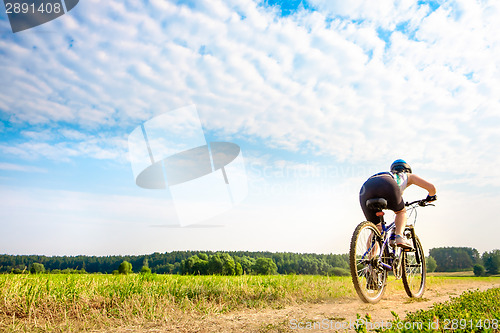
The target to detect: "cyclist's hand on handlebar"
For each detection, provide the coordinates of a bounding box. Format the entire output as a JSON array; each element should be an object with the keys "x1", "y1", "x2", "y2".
[{"x1": 425, "y1": 194, "x2": 437, "y2": 202}]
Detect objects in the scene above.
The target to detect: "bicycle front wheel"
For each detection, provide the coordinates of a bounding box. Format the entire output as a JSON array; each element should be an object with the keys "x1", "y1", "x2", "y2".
[
  {"x1": 349, "y1": 221, "x2": 387, "y2": 304},
  {"x1": 402, "y1": 234, "x2": 426, "y2": 298}
]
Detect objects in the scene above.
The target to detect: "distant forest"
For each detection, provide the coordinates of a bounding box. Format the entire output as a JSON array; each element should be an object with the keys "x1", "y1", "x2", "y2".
[
  {"x1": 0, "y1": 247, "x2": 498, "y2": 276},
  {"x1": 0, "y1": 251, "x2": 350, "y2": 276}
]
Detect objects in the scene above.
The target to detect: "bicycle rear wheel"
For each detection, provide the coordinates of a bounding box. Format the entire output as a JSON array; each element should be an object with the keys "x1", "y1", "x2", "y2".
[
  {"x1": 402, "y1": 233, "x2": 426, "y2": 298},
  {"x1": 349, "y1": 221, "x2": 387, "y2": 303}
]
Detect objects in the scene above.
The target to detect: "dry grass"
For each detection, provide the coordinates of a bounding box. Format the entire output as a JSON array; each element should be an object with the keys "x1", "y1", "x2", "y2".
[
  {"x1": 427, "y1": 271, "x2": 475, "y2": 277},
  {"x1": 2, "y1": 274, "x2": 497, "y2": 332},
  {"x1": 0, "y1": 274, "x2": 354, "y2": 332}
]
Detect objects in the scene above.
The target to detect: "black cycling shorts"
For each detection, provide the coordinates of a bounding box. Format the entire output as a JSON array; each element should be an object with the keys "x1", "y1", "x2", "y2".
[{"x1": 359, "y1": 172, "x2": 405, "y2": 224}]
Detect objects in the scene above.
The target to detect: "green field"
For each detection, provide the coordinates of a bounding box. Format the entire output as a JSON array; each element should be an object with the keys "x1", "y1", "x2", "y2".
[
  {"x1": 371, "y1": 287, "x2": 500, "y2": 333},
  {"x1": 1, "y1": 274, "x2": 499, "y2": 332},
  {"x1": 0, "y1": 274, "x2": 354, "y2": 331}
]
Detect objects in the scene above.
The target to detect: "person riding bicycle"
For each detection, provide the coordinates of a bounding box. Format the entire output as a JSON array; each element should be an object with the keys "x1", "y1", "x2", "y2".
[{"x1": 359, "y1": 159, "x2": 437, "y2": 249}]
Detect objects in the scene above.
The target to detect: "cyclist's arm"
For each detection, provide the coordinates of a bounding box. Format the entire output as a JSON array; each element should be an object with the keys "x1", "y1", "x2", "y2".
[{"x1": 408, "y1": 174, "x2": 436, "y2": 196}]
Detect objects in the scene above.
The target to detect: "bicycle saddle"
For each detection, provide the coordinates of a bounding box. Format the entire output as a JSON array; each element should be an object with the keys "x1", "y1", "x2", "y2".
[{"x1": 366, "y1": 198, "x2": 387, "y2": 211}]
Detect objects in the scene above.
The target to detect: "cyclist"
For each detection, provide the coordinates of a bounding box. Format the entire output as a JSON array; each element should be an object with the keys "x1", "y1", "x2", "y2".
[{"x1": 359, "y1": 159, "x2": 437, "y2": 249}]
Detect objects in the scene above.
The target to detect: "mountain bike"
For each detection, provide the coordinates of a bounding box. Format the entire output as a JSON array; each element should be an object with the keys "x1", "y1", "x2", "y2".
[{"x1": 349, "y1": 198, "x2": 434, "y2": 303}]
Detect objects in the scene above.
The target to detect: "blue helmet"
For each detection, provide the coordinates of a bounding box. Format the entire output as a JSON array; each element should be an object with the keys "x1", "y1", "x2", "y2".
[{"x1": 391, "y1": 159, "x2": 412, "y2": 174}]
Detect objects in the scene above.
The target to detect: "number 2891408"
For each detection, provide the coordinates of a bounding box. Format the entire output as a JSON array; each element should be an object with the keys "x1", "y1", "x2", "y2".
[
  {"x1": 442, "y1": 319, "x2": 498, "y2": 330},
  {"x1": 5, "y1": 2, "x2": 62, "y2": 15}
]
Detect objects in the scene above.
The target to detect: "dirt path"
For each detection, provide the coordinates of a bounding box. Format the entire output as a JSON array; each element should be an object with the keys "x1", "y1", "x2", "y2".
[{"x1": 117, "y1": 279, "x2": 500, "y2": 332}]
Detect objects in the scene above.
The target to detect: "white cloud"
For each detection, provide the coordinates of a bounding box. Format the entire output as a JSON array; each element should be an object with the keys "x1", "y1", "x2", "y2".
[
  {"x1": 0, "y1": 134, "x2": 127, "y2": 162},
  {"x1": 0, "y1": 185, "x2": 180, "y2": 255},
  {"x1": 0, "y1": 162, "x2": 47, "y2": 173},
  {"x1": 2, "y1": 1, "x2": 500, "y2": 186}
]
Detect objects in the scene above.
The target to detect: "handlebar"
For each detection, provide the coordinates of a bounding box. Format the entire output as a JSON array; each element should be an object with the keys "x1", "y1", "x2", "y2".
[
  {"x1": 404, "y1": 198, "x2": 436, "y2": 226},
  {"x1": 405, "y1": 199, "x2": 435, "y2": 207}
]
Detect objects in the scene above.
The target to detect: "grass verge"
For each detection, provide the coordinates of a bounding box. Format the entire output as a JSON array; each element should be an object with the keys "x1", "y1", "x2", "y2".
[
  {"x1": 0, "y1": 274, "x2": 353, "y2": 332},
  {"x1": 1, "y1": 274, "x2": 499, "y2": 332},
  {"x1": 357, "y1": 287, "x2": 500, "y2": 332}
]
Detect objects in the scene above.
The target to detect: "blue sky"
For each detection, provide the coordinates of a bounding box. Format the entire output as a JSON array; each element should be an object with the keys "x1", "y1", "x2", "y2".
[{"x1": 1, "y1": 0, "x2": 499, "y2": 256}]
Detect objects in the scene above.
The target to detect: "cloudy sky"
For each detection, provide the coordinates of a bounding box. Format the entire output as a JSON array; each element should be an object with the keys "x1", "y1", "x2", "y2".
[{"x1": 1, "y1": 0, "x2": 499, "y2": 256}]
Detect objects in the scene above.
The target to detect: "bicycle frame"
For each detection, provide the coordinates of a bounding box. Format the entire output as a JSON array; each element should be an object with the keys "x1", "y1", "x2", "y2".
[
  {"x1": 361, "y1": 200, "x2": 427, "y2": 272},
  {"x1": 351, "y1": 197, "x2": 433, "y2": 303},
  {"x1": 361, "y1": 219, "x2": 398, "y2": 272}
]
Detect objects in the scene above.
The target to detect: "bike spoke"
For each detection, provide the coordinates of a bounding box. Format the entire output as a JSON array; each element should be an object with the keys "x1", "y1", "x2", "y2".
[
  {"x1": 402, "y1": 237, "x2": 426, "y2": 298},
  {"x1": 350, "y1": 222, "x2": 388, "y2": 303}
]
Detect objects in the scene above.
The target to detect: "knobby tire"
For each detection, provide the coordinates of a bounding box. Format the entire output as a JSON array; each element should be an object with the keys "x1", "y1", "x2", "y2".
[
  {"x1": 402, "y1": 234, "x2": 426, "y2": 298},
  {"x1": 349, "y1": 221, "x2": 387, "y2": 304}
]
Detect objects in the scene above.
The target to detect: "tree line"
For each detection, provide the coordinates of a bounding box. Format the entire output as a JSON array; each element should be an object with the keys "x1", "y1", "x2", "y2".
[
  {"x1": 428, "y1": 247, "x2": 500, "y2": 276},
  {"x1": 0, "y1": 247, "x2": 498, "y2": 276},
  {"x1": 0, "y1": 251, "x2": 350, "y2": 276}
]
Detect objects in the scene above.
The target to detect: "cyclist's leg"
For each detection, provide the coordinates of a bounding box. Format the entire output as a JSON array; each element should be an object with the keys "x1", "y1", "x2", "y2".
[
  {"x1": 373, "y1": 179, "x2": 412, "y2": 249},
  {"x1": 394, "y1": 207, "x2": 406, "y2": 236},
  {"x1": 394, "y1": 207, "x2": 413, "y2": 249}
]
